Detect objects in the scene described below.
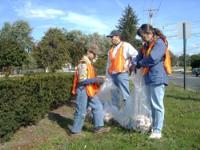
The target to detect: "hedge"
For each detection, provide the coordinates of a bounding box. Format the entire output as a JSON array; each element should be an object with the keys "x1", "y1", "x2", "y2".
[{"x1": 0, "y1": 73, "x2": 73, "y2": 142}]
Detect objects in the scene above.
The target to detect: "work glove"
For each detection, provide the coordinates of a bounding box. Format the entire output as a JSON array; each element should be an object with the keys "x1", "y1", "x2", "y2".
[{"x1": 95, "y1": 77, "x2": 105, "y2": 85}]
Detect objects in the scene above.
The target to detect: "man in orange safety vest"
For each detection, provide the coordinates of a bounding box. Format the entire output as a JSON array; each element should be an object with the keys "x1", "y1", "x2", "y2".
[{"x1": 106, "y1": 30, "x2": 138, "y2": 110}]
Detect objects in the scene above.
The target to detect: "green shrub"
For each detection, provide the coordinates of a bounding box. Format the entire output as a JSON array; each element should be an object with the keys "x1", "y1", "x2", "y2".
[{"x1": 0, "y1": 73, "x2": 73, "y2": 142}]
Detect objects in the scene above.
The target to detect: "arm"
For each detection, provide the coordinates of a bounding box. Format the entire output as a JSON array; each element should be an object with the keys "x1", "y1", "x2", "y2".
[
  {"x1": 127, "y1": 43, "x2": 138, "y2": 61},
  {"x1": 133, "y1": 50, "x2": 143, "y2": 65},
  {"x1": 138, "y1": 39, "x2": 166, "y2": 67},
  {"x1": 125, "y1": 43, "x2": 138, "y2": 73},
  {"x1": 130, "y1": 50, "x2": 143, "y2": 72},
  {"x1": 80, "y1": 77, "x2": 105, "y2": 85}
]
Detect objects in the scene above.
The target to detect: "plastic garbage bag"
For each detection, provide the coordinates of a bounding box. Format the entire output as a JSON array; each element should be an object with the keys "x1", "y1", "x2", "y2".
[
  {"x1": 97, "y1": 70, "x2": 152, "y2": 132},
  {"x1": 97, "y1": 78, "x2": 123, "y2": 122}
]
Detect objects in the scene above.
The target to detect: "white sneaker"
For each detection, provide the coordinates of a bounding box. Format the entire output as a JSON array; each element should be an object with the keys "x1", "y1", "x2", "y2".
[{"x1": 149, "y1": 132, "x2": 162, "y2": 139}]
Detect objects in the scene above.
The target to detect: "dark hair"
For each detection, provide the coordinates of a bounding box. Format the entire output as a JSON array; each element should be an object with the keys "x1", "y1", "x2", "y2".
[
  {"x1": 153, "y1": 28, "x2": 167, "y2": 43},
  {"x1": 137, "y1": 24, "x2": 166, "y2": 42},
  {"x1": 137, "y1": 24, "x2": 154, "y2": 36}
]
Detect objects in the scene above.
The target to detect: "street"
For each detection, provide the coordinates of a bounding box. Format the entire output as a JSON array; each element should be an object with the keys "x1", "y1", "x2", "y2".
[{"x1": 169, "y1": 73, "x2": 200, "y2": 91}]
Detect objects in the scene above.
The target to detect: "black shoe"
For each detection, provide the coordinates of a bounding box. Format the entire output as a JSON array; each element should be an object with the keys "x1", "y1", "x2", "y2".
[
  {"x1": 68, "y1": 125, "x2": 85, "y2": 137},
  {"x1": 70, "y1": 131, "x2": 85, "y2": 137},
  {"x1": 93, "y1": 126, "x2": 111, "y2": 134}
]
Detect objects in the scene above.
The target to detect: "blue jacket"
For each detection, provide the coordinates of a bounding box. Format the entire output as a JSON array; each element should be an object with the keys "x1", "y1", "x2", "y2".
[{"x1": 136, "y1": 38, "x2": 168, "y2": 86}]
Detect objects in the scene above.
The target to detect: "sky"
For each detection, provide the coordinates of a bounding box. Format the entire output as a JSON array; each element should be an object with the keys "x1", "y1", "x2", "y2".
[{"x1": 0, "y1": 0, "x2": 200, "y2": 55}]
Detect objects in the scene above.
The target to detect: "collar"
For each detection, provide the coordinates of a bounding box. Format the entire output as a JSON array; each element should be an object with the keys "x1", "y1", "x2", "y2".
[
  {"x1": 80, "y1": 55, "x2": 92, "y2": 64},
  {"x1": 113, "y1": 41, "x2": 122, "y2": 48}
]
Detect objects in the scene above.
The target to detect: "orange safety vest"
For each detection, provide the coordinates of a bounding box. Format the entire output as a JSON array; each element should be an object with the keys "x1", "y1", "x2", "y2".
[
  {"x1": 71, "y1": 62, "x2": 99, "y2": 97},
  {"x1": 141, "y1": 38, "x2": 172, "y2": 75},
  {"x1": 163, "y1": 48, "x2": 172, "y2": 75},
  {"x1": 108, "y1": 43, "x2": 126, "y2": 74}
]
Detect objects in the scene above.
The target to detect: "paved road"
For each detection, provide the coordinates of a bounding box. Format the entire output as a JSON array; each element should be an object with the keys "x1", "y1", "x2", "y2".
[{"x1": 169, "y1": 73, "x2": 200, "y2": 91}]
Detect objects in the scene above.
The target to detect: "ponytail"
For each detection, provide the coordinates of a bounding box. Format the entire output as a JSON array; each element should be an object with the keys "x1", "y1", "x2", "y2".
[{"x1": 153, "y1": 28, "x2": 167, "y2": 44}]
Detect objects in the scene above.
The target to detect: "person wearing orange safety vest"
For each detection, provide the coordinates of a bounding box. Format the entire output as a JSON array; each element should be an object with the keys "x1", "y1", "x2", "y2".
[
  {"x1": 70, "y1": 45, "x2": 110, "y2": 135},
  {"x1": 130, "y1": 24, "x2": 170, "y2": 139},
  {"x1": 106, "y1": 30, "x2": 138, "y2": 110}
]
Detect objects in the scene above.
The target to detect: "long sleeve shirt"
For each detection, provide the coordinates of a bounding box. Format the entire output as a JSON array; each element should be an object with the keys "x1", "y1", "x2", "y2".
[
  {"x1": 106, "y1": 41, "x2": 138, "y2": 76},
  {"x1": 136, "y1": 38, "x2": 168, "y2": 85}
]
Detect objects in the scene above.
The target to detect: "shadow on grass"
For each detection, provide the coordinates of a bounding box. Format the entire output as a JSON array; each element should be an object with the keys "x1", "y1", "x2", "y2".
[
  {"x1": 166, "y1": 94, "x2": 200, "y2": 102},
  {"x1": 48, "y1": 112, "x2": 73, "y2": 134},
  {"x1": 48, "y1": 101, "x2": 92, "y2": 134},
  {"x1": 105, "y1": 119, "x2": 137, "y2": 134}
]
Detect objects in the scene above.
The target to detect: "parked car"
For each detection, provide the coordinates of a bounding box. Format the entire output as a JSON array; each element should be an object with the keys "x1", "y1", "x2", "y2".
[
  {"x1": 192, "y1": 68, "x2": 200, "y2": 77},
  {"x1": 173, "y1": 68, "x2": 184, "y2": 73}
]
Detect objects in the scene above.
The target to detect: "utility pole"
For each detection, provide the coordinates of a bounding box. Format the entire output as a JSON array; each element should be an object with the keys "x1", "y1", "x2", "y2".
[
  {"x1": 183, "y1": 22, "x2": 186, "y2": 90},
  {"x1": 145, "y1": 9, "x2": 158, "y2": 25}
]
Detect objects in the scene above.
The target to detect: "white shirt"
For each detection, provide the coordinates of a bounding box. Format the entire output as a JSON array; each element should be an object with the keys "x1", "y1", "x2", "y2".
[{"x1": 106, "y1": 41, "x2": 138, "y2": 75}]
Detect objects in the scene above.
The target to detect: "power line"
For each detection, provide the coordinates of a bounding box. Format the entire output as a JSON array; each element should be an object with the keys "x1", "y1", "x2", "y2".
[
  {"x1": 165, "y1": 32, "x2": 200, "y2": 39},
  {"x1": 143, "y1": 0, "x2": 163, "y2": 25},
  {"x1": 192, "y1": 22, "x2": 200, "y2": 26},
  {"x1": 166, "y1": 35, "x2": 177, "y2": 38},
  {"x1": 153, "y1": 0, "x2": 164, "y2": 24},
  {"x1": 157, "y1": 0, "x2": 164, "y2": 10},
  {"x1": 187, "y1": 47, "x2": 200, "y2": 50},
  {"x1": 150, "y1": 17, "x2": 200, "y2": 30},
  {"x1": 144, "y1": 8, "x2": 158, "y2": 25},
  {"x1": 142, "y1": 0, "x2": 147, "y2": 18},
  {"x1": 149, "y1": 0, "x2": 165, "y2": 25},
  {"x1": 150, "y1": 0, "x2": 154, "y2": 8},
  {"x1": 163, "y1": 28, "x2": 177, "y2": 32},
  {"x1": 157, "y1": 22, "x2": 200, "y2": 34},
  {"x1": 192, "y1": 35, "x2": 200, "y2": 37},
  {"x1": 192, "y1": 32, "x2": 200, "y2": 35},
  {"x1": 191, "y1": 20, "x2": 200, "y2": 24}
]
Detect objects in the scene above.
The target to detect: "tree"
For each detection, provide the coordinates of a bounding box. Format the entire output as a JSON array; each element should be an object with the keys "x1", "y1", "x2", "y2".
[
  {"x1": 22, "y1": 51, "x2": 38, "y2": 71},
  {"x1": 116, "y1": 5, "x2": 141, "y2": 48},
  {"x1": 65, "y1": 30, "x2": 88, "y2": 66},
  {"x1": 170, "y1": 51, "x2": 178, "y2": 66},
  {"x1": 88, "y1": 32, "x2": 110, "y2": 53},
  {"x1": 12, "y1": 21, "x2": 33, "y2": 51},
  {"x1": 88, "y1": 33, "x2": 111, "y2": 75},
  {"x1": 178, "y1": 54, "x2": 191, "y2": 67},
  {"x1": 0, "y1": 20, "x2": 32, "y2": 76},
  {"x1": 33, "y1": 28, "x2": 71, "y2": 72},
  {"x1": 190, "y1": 54, "x2": 200, "y2": 68}
]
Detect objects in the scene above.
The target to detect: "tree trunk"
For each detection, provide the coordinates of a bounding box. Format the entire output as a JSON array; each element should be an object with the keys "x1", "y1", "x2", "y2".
[{"x1": 3, "y1": 65, "x2": 11, "y2": 77}]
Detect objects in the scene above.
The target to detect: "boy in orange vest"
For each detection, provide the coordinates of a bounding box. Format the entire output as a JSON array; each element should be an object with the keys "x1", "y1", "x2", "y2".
[{"x1": 70, "y1": 45, "x2": 110, "y2": 135}]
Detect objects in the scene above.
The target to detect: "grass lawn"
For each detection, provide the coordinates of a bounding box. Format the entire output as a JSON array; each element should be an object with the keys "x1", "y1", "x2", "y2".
[{"x1": 0, "y1": 83, "x2": 200, "y2": 150}]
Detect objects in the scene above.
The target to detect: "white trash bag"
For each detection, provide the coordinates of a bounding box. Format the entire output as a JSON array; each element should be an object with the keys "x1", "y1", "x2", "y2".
[
  {"x1": 97, "y1": 70, "x2": 152, "y2": 133},
  {"x1": 97, "y1": 78, "x2": 123, "y2": 122},
  {"x1": 130, "y1": 69, "x2": 152, "y2": 132}
]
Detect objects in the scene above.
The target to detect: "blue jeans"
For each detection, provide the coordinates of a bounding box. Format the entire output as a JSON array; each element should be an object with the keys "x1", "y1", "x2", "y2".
[
  {"x1": 146, "y1": 84, "x2": 165, "y2": 133},
  {"x1": 111, "y1": 72, "x2": 130, "y2": 102},
  {"x1": 71, "y1": 86, "x2": 104, "y2": 133}
]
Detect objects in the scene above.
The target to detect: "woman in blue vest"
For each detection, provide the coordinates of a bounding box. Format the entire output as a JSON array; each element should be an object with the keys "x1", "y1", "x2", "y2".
[{"x1": 131, "y1": 24, "x2": 168, "y2": 139}]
